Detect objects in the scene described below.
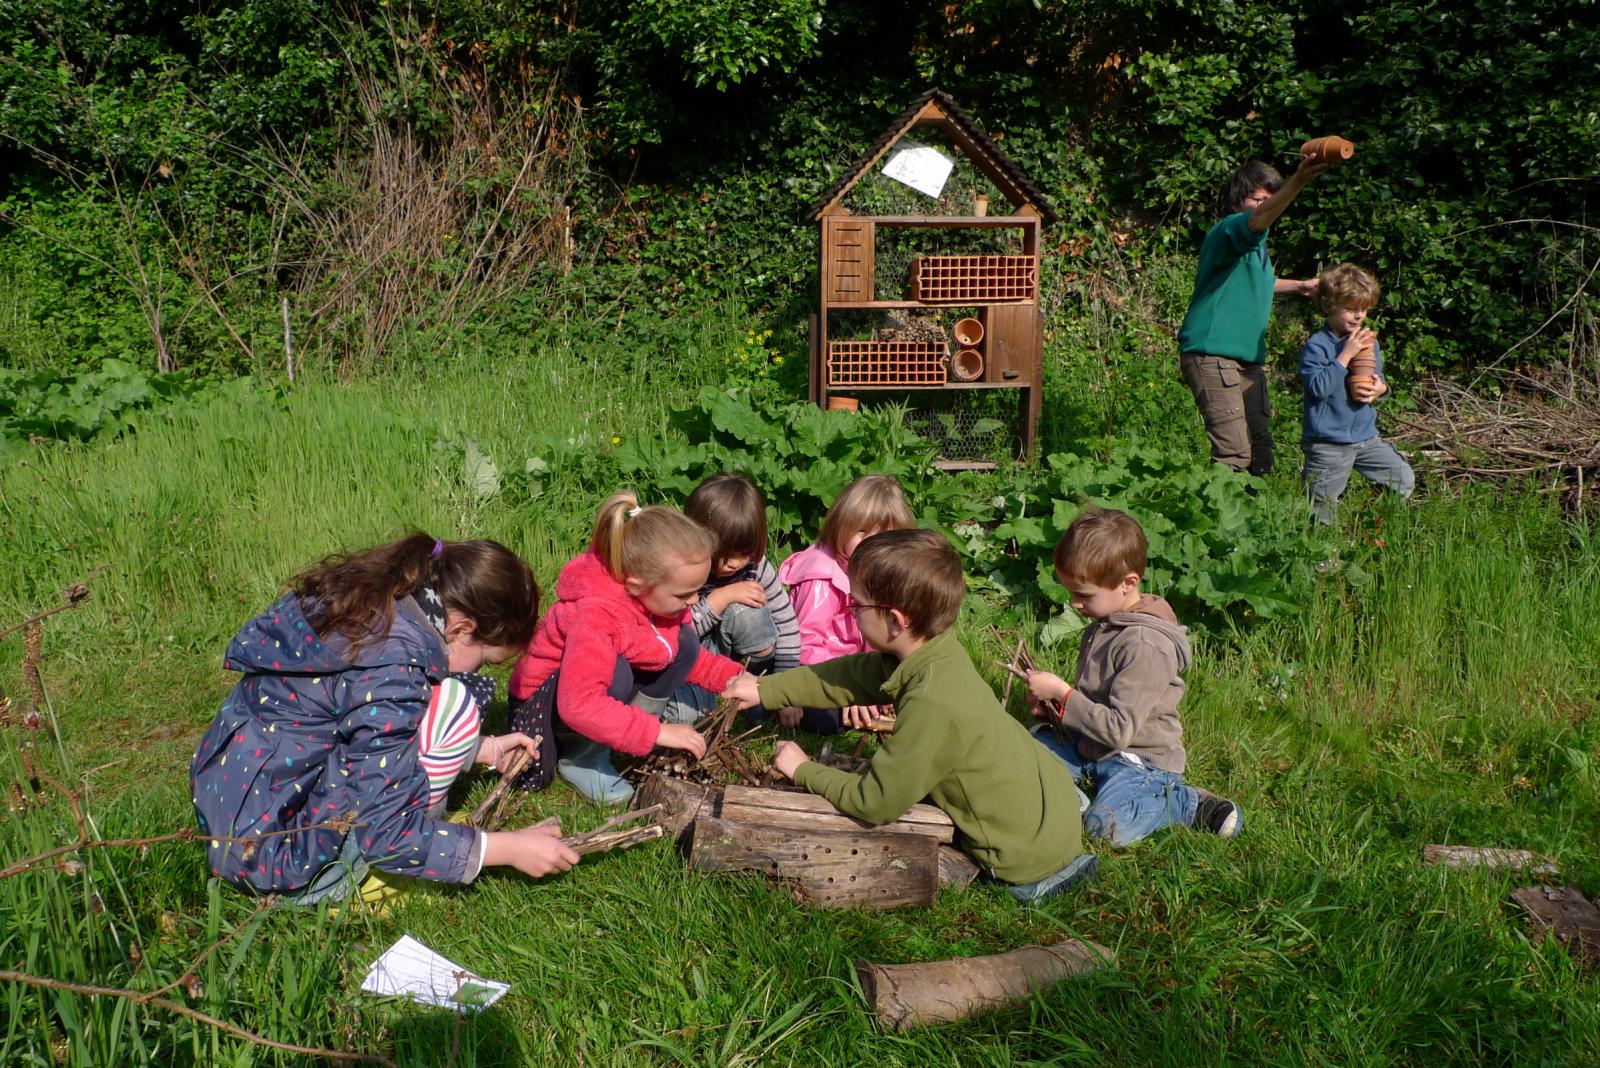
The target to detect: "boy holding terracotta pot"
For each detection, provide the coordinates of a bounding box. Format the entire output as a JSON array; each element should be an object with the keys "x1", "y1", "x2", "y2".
[{"x1": 1297, "y1": 263, "x2": 1415, "y2": 524}]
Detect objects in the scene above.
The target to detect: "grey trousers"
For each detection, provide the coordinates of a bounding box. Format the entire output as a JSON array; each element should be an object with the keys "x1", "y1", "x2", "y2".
[{"x1": 1302, "y1": 436, "x2": 1415, "y2": 524}]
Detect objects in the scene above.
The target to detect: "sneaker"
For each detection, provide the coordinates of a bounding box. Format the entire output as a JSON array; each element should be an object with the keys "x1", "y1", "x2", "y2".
[{"x1": 1194, "y1": 789, "x2": 1242, "y2": 837}]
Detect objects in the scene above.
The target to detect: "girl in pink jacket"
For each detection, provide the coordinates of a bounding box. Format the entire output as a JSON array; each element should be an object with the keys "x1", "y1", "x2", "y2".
[{"x1": 775, "y1": 475, "x2": 915, "y2": 732}]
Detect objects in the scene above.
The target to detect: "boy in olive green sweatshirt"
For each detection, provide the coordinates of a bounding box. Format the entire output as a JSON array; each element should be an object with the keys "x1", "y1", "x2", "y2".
[{"x1": 725, "y1": 529, "x2": 1095, "y2": 903}]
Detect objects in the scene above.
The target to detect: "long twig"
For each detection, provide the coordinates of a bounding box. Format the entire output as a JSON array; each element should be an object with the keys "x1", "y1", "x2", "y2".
[
  {"x1": 0, "y1": 970, "x2": 397, "y2": 1066},
  {"x1": 0, "y1": 817, "x2": 364, "y2": 881}
]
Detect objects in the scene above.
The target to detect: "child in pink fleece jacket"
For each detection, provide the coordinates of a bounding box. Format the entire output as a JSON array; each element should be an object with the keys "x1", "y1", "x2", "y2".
[
  {"x1": 776, "y1": 474, "x2": 915, "y2": 733},
  {"x1": 510, "y1": 491, "x2": 745, "y2": 804}
]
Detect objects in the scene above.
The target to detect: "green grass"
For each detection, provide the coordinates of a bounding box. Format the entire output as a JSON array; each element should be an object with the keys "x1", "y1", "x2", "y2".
[{"x1": 2, "y1": 319, "x2": 1599, "y2": 1065}]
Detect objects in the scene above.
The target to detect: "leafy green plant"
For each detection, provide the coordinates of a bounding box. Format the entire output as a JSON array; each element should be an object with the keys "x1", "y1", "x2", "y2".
[
  {"x1": 0, "y1": 360, "x2": 209, "y2": 443},
  {"x1": 961, "y1": 442, "x2": 1340, "y2": 640}
]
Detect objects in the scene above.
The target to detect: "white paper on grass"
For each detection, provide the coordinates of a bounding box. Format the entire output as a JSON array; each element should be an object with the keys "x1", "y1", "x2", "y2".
[
  {"x1": 361, "y1": 934, "x2": 509, "y2": 1012},
  {"x1": 881, "y1": 142, "x2": 954, "y2": 200}
]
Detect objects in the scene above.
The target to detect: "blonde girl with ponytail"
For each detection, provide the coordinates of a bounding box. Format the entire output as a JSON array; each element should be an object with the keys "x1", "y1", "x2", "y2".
[{"x1": 509, "y1": 491, "x2": 750, "y2": 804}]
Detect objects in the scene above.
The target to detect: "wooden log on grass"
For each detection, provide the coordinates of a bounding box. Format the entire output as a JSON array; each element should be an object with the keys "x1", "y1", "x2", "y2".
[
  {"x1": 1423, "y1": 844, "x2": 1559, "y2": 877},
  {"x1": 856, "y1": 937, "x2": 1114, "y2": 1031},
  {"x1": 686, "y1": 816, "x2": 939, "y2": 909},
  {"x1": 1511, "y1": 885, "x2": 1600, "y2": 972}
]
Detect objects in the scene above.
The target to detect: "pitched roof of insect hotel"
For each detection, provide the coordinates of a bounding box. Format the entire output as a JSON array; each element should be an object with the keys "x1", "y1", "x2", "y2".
[{"x1": 801, "y1": 88, "x2": 1058, "y2": 226}]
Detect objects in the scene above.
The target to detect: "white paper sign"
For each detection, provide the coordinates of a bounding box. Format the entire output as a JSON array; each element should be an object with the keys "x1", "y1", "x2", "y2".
[
  {"x1": 361, "y1": 934, "x2": 509, "y2": 1013},
  {"x1": 882, "y1": 143, "x2": 954, "y2": 200}
]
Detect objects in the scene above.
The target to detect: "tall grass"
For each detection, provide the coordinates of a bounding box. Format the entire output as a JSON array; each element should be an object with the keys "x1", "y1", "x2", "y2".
[{"x1": 2, "y1": 325, "x2": 1598, "y2": 1064}]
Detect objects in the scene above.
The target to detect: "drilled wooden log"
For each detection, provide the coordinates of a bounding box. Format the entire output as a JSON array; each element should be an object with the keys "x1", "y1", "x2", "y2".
[
  {"x1": 717, "y1": 784, "x2": 955, "y2": 844},
  {"x1": 1512, "y1": 885, "x2": 1600, "y2": 972},
  {"x1": 686, "y1": 816, "x2": 939, "y2": 909},
  {"x1": 1424, "y1": 844, "x2": 1559, "y2": 877},
  {"x1": 936, "y1": 846, "x2": 980, "y2": 890},
  {"x1": 856, "y1": 937, "x2": 1114, "y2": 1031}
]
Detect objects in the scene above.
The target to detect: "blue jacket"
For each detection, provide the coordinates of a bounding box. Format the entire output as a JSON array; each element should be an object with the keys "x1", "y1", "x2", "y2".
[
  {"x1": 1298, "y1": 326, "x2": 1383, "y2": 444},
  {"x1": 190, "y1": 593, "x2": 481, "y2": 893}
]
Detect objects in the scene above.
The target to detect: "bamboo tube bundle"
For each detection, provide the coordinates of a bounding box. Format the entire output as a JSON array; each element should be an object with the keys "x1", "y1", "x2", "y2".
[{"x1": 857, "y1": 938, "x2": 1115, "y2": 1031}]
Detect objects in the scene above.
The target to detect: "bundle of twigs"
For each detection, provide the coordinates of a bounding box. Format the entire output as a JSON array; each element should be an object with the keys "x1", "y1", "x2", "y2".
[
  {"x1": 560, "y1": 804, "x2": 665, "y2": 856},
  {"x1": 1387, "y1": 367, "x2": 1600, "y2": 508},
  {"x1": 465, "y1": 747, "x2": 534, "y2": 831},
  {"x1": 622, "y1": 692, "x2": 773, "y2": 787},
  {"x1": 991, "y1": 627, "x2": 1067, "y2": 743}
]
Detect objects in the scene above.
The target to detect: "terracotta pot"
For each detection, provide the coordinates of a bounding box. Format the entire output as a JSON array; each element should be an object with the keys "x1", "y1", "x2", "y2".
[
  {"x1": 1301, "y1": 136, "x2": 1355, "y2": 166},
  {"x1": 951, "y1": 348, "x2": 985, "y2": 382},
  {"x1": 953, "y1": 317, "x2": 985, "y2": 347},
  {"x1": 1347, "y1": 373, "x2": 1377, "y2": 401},
  {"x1": 826, "y1": 396, "x2": 860, "y2": 412},
  {"x1": 1348, "y1": 352, "x2": 1377, "y2": 378}
]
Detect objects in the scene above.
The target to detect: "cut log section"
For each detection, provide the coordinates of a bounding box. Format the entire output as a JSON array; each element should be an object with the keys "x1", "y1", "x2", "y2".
[
  {"x1": 686, "y1": 816, "x2": 939, "y2": 909},
  {"x1": 1511, "y1": 885, "x2": 1600, "y2": 972},
  {"x1": 857, "y1": 937, "x2": 1114, "y2": 1031},
  {"x1": 1424, "y1": 844, "x2": 1559, "y2": 877}
]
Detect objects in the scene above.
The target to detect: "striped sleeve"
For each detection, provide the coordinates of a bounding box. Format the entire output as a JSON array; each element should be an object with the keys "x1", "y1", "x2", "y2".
[
  {"x1": 756, "y1": 557, "x2": 801, "y2": 671},
  {"x1": 688, "y1": 589, "x2": 721, "y2": 637},
  {"x1": 417, "y1": 678, "x2": 483, "y2": 815}
]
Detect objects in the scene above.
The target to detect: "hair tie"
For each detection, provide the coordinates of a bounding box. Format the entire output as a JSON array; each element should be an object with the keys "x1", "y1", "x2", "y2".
[
  {"x1": 626, "y1": 506, "x2": 643, "y2": 520},
  {"x1": 431, "y1": 538, "x2": 445, "y2": 558}
]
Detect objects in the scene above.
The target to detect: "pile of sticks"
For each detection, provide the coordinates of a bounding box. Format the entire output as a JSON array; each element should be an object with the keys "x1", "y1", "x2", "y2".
[
  {"x1": 1387, "y1": 367, "x2": 1600, "y2": 509},
  {"x1": 623, "y1": 693, "x2": 771, "y2": 786}
]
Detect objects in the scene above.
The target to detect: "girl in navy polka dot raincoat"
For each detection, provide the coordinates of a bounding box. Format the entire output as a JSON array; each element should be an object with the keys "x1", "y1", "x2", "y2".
[{"x1": 190, "y1": 534, "x2": 579, "y2": 900}]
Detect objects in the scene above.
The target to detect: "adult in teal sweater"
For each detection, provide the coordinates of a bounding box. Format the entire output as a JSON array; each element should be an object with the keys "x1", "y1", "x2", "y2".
[
  {"x1": 1178, "y1": 157, "x2": 1331, "y2": 476},
  {"x1": 726, "y1": 529, "x2": 1094, "y2": 903}
]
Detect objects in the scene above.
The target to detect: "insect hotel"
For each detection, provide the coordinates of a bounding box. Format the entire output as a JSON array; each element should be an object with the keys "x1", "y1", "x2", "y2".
[{"x1": 803, "y1": 89, "x2": 1058, "y2": 464}]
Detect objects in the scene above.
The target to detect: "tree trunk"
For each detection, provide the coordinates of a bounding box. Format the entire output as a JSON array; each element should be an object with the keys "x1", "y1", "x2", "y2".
[
  {"x1": 685, "y1": 816, "x2": 939, "y2": 909},
  {"x1": 857, "y1": 938, "x2": 1114, "y2": 1031}
]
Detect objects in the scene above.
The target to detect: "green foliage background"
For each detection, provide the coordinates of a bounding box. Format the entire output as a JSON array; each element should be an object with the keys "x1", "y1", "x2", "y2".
[{"x1": 1, "y1": 0, "x2": 1596, "y2": 377}]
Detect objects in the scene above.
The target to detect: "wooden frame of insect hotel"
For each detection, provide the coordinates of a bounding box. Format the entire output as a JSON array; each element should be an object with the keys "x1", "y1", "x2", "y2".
[{"x1": 803, "y1": 89, "x2": 1058, "y2": 463}]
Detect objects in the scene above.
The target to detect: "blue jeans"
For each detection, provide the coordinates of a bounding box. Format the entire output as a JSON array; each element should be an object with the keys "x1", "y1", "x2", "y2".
[
  {"x1": 1033, "y1": 729, "x2": 1198, "y2": 847},
  {"x1": 665, "y1": 602, "x2": 780, "y2": 723},
  {"x1": 1303, "y1": 436, "x2": 1415, "y2": 525}
]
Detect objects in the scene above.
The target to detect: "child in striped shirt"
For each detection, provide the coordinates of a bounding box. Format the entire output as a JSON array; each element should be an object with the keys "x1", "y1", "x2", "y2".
[{"x1": 667, "y1": 474, "x2": 800, "y2": 722}]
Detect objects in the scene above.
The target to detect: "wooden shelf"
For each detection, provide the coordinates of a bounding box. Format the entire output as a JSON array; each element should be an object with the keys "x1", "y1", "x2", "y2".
[
  {"x1": 827, "y1": 381, "x2": 1027, "y2": 392},
  {"x1": 860, "y1": 216, "x2": 1038, "y2": 229},
  {"x1": 824, "y1": 299, "x2": 1035, "y2": 310}
]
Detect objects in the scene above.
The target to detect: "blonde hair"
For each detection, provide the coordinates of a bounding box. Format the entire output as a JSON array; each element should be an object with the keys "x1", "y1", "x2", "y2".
[
  {"x1": 591, "y1": 490, "x2": 715, "y2": 585},
  {"x1": 818, "y1": 475, "x2": 915, "y2": 556},
  {"x1": 1318, "y1": 262, "x2": 1380, "y2": 313},
  {"x1": 1053, "y1": 508, "x2": 1147, "y2": 587}
]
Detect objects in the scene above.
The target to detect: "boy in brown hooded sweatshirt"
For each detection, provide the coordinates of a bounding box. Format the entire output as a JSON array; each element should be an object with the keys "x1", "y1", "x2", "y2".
[{"x1": 1025, "y1": 509, "x2": 1242, "y2": 845}]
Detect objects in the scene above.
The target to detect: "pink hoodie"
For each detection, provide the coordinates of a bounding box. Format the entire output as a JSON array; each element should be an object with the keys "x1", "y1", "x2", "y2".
[{"x1": 777, "y1": 543, "x2": 865, "y2": 665}]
